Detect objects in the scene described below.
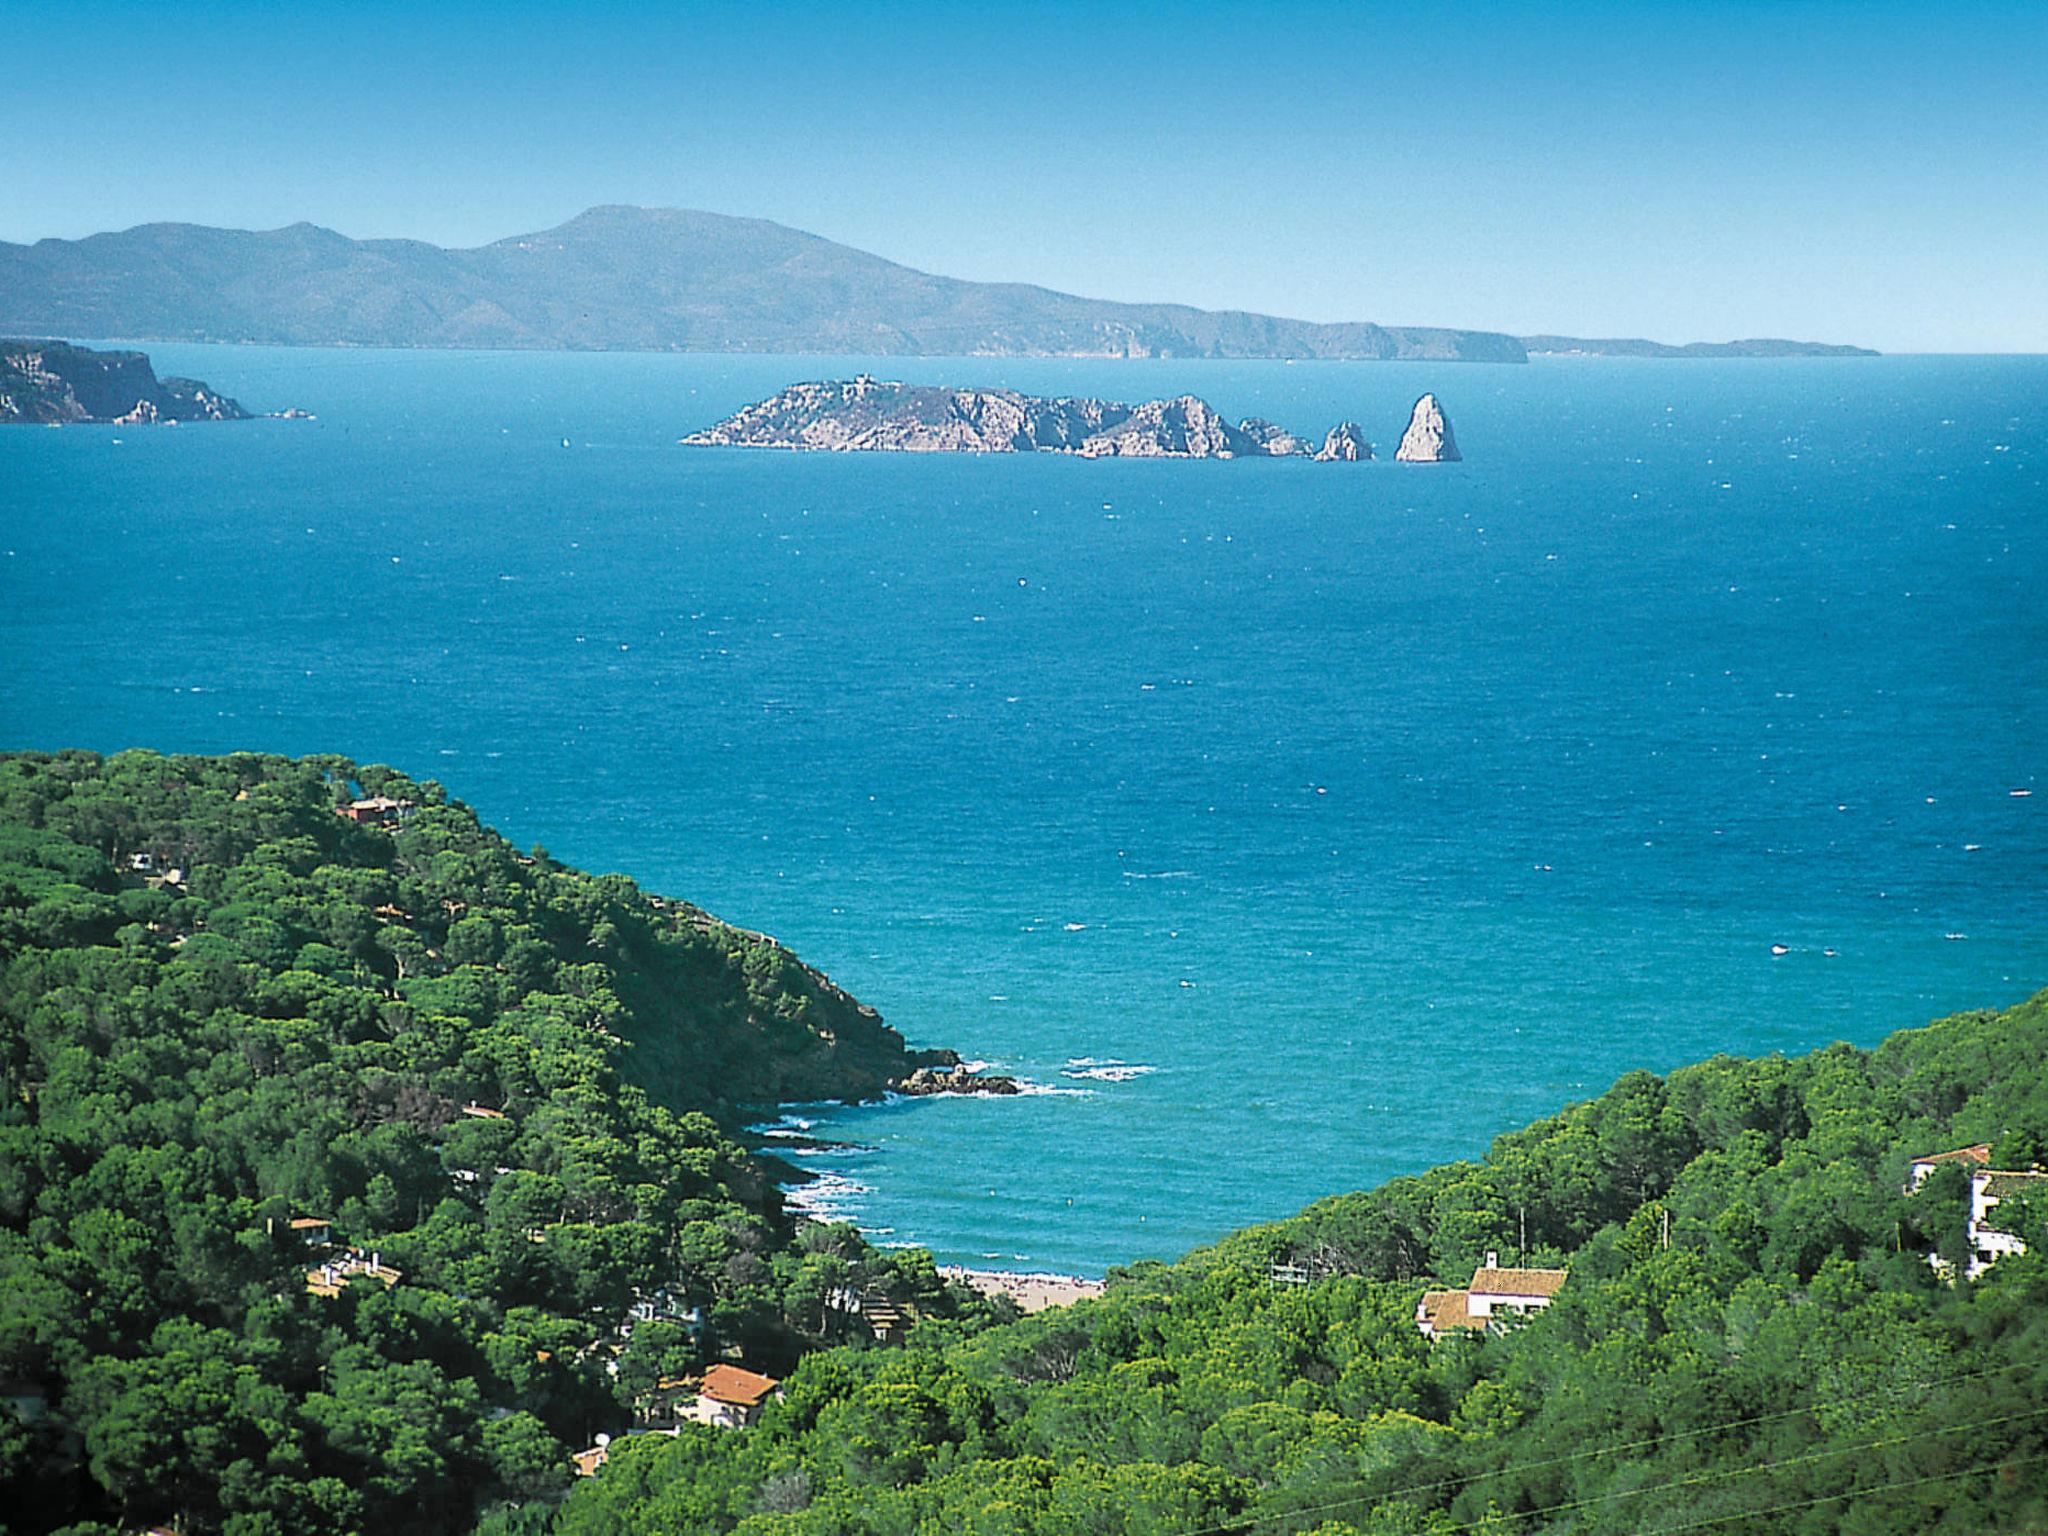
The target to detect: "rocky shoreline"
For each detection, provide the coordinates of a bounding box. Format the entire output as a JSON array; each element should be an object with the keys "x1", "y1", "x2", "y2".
[{"x1": 0, "y1": 339, "x2": 251, "y2": 425}]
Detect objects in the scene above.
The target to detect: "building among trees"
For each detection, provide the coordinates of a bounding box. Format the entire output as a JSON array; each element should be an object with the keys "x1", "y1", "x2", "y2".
[{"x1": 1417, "y1": 1252, "x2": 1569, "y2": 1339}]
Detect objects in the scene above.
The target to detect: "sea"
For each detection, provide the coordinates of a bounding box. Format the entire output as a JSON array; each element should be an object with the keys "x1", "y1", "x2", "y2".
[{"x1": 3, "y1": 345, "x2": 2042, "y2": 1277}]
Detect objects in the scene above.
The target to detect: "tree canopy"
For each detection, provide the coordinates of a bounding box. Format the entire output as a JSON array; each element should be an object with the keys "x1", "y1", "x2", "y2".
[
  {"x1": 0, "y1": 750, "x2": 985, "y2": 1536},
  {"x1": 550, "y1": 993, "x2": 2048, "y2": 1535},
  {"x1": 5, "y1": 748, "x2": 2044, "y2": 1535}
]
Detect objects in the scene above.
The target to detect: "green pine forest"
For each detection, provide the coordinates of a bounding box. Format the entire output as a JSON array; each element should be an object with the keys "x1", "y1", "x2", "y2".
[{"x1": 3, "y1": 750, "x2": 2045, "y2": 1535}]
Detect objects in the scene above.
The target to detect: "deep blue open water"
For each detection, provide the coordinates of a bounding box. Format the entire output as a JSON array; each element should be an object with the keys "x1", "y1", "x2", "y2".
[{"x1": 2, "y1": 345, "x2": 2042, "y2": 1275}]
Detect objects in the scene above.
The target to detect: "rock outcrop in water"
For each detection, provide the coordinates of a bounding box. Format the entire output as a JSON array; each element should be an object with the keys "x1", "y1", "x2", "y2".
[
  {"x1": 894, "y1": 1063, "x2": 1024, "y2": 1097},
  {"x1": 1394, "y1": 393, "x2": 1460, "y2": 462},
  {"x1": 0, "y1": 339, "x2": 249, "y2": 425},
  {"x1": 685, "y1": 379, "x2": 1394, "y2": 460},
  {"x1": 1315, "y1": 422, "x2": 1373, "y2": 461}
]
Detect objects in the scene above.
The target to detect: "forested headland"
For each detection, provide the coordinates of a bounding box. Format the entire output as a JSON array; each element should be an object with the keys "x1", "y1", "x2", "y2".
[
  {"x1": 550, "y1": 988, "x2": 2048, "y2": 1535},
  {"x1": 0, "y1": 750, "x2": 989, "y2": 1534},
  {"x1": 3, "y1": 750, "x2": 2044, "y2": 1535}
]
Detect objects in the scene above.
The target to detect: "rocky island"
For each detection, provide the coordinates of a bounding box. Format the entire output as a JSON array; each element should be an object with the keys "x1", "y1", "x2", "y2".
[
  {"x1": 894, "y1": 1061, "x2": 1024, "y2": 1097},
  {"x1": 685, "y1": 378, "x2": 1394, "y2": 461},
  {"x1": 0, "y1": 339, "x2": 250, "y2": 424}
]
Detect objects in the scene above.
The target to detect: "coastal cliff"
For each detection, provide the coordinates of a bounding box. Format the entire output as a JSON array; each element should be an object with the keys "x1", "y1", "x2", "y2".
[
  {"x1": 0, "y1": 339, "x2": 249, "y2": 424},
  {"x1": 684, "y1": 379, "x2": 1400, "y2": 461}
]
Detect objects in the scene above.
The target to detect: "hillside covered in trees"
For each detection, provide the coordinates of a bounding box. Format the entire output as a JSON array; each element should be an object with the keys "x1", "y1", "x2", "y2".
[
  {"x1": 0, "y1": 750, "x2": 990, "y2": 1535},
  {"x1": 3, "y1": 749, "x2": 2044, "y2": 1536},
  {"x1": 552, "y1": 992, "x2": 2048, "y2": 1535}
]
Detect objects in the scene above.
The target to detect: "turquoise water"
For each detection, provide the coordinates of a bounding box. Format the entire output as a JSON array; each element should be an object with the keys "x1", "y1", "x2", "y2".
[{"x1": 3, "y1": 346, "x2": 2043, "y2": 1276}]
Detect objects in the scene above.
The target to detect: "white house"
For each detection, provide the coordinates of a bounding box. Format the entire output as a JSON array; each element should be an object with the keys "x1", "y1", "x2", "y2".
[
  {"x1": 616, "y1": 1285, "x2": 702, "y2": 1343},
  {"x1": 1467, "y1": 1253, "x2": 1571, "y2": 1321},
  {"x1": 1906, "y1": 1143, "x2": 1991, "y2": 1191},
  {"x1": 1968, "y1": 1169, "x2": 2047, "y2": 1279},
  {"x1": 680, "y1": 1364, "x2": 782, "y2": 1429},
  {"x1": 1417, "y1": 1252, "x2": 1568, "y2": 1339}
]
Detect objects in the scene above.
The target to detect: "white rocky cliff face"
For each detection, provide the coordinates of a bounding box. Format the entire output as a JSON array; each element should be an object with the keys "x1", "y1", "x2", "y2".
[
  {"x1": 1395, "y1": 393, "x2": 1460, "y2": 462},
  {"x1": 1315, "y1": 422, "x2": 1373, "y2": 461}
]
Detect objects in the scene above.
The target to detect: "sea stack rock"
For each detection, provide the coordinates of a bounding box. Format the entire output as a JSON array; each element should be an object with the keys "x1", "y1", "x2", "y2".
[
  {"x1": 1395, "y1": 394, "x2": 1460, "y2": 462},
  {"x1": 1315, "y1": 422, "x2": 1373, "y2": 461}
]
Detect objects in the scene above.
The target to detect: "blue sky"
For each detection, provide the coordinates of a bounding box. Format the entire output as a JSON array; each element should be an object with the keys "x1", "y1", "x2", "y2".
[{"x1": 4, "y1": 1, "x2": 2044, "y2": 350}]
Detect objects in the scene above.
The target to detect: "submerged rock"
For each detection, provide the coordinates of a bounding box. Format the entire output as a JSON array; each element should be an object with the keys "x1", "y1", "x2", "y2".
[
  {"x1": 1395, "y1": 394, "x2": 1460, "y2": 462},
  {"x1": 1315, "y1": 422, "x2": 1373, "y2": 461}
]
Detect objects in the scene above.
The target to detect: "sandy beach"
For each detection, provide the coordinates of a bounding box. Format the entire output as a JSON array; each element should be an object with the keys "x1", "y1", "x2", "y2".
[{"x1": 941, "y1": 1265, "x2": 1106, "y2": 1313}]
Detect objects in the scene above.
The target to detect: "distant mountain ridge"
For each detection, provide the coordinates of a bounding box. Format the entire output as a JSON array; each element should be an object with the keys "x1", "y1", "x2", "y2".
[
  {"x1": 0, "y1": 205, "x2": 1523, "y2": 361},
  {"x1": 0, "y1": 206, "x2": 1876, "y2": 361},
  {"x1": 1519, "y1": 334, "x2": 1878, "y2": 358}
]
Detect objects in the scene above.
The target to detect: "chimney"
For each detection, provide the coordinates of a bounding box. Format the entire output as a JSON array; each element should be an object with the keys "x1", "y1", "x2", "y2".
[{"x1": 1485, "y1": 1250, "x2": 1499, "y2": 1269}]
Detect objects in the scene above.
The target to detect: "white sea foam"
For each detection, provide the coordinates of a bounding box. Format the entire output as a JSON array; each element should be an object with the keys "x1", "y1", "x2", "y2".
[
  {"x1": 1061, "y1": 1058, "x2": 1157, "y2": 1083},
  {"x1": 1012, "y1": 1080, "x2": 1092, "y2": 1097},
  {"x1": 783, "y1": 1172, "x2": 873, "y2": 1221},
  {"x1": 747, "y1": 1112, "x2": 816, "y2": 1137}
]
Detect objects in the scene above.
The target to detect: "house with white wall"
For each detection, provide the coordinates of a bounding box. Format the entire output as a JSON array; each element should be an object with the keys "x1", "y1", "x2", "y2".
[
  {"x1": 1906, "y1": 1143, "x2": 1991, "y2": 1191},
  {"x1": 1417, "y1": 1252, "x2": 1568, "y2": 1339},
  {"x1": 1968, "y1": 1168, "x2": 2047, "y2": 1279}
]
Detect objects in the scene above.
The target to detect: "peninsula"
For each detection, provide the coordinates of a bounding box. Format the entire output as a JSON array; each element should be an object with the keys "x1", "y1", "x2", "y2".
[
  {"x1": 683, "y1": 377, "x2": 1390, "y2": 460},
  {"x1": 0, "y1": 209, "x2": 1878, "y2": 361},
  {"x1": 0, "y1": 338, "x2": 249, "y2": 424},
  {"x1": 1519, "y1": 334, "x2": 1879, "y2": 358}
]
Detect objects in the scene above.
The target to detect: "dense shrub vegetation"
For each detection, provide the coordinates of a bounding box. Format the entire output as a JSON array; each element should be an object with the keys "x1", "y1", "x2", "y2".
[
  {"x1": 4, "y1": 749, "x2": 2044, "y2": 1534},
  {"x1": 0, "y1": 750, "x2": 982, "y2": 1535},
  {"x1": 550, "y1": 998, "x2": 2048, "y2": 1535}
]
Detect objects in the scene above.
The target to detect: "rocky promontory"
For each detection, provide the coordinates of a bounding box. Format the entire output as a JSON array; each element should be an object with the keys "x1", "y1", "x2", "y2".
[
  {"x1": 0, "y1": 339, "x2": 250, "y2": 425},
  {"x1": 684, "y1": 378, "x2": 1431, "y2": 461},
  {"x1": 1394, "y1": 393, "x2": 1460, "y2": 462}
]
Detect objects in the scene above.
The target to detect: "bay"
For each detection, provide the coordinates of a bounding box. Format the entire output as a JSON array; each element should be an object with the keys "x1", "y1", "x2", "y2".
[{"x1": 3, "y1": 344, "x2": 2042, "y2": 1276}]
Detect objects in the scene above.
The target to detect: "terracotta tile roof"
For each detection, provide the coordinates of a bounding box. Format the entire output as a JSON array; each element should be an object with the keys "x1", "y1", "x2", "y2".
[
  {"x1": 1470, "y1": 1266, "x2": 1569, "y2": 1298},
  {"x1": 1913, "y1": 1143, "x2": 1993, "y2": 1167},
  {"x1": 1418, "y1": 1289, "x2": 1482, "y2": 1332},
  {"x1": 698, "y1": 1363, "x2": 781, "y2": 1406},
  {"x1": 288, "y1": 1216, "x2": 332, "y2": 1231}
]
